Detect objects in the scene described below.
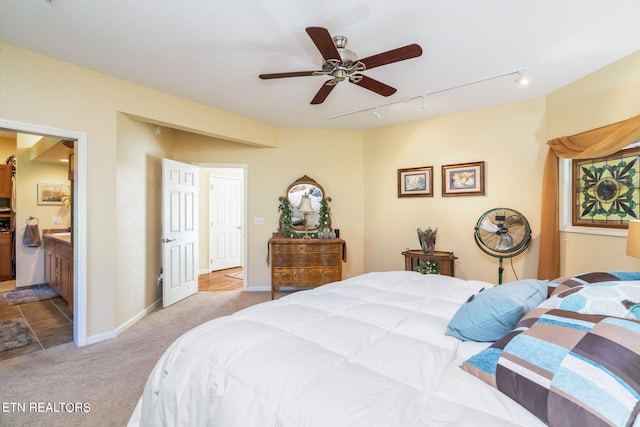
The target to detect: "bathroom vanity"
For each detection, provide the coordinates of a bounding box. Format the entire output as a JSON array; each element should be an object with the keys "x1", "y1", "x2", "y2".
[{"x1": 44, "y1": 231, "x2": 73, "y2": 313}]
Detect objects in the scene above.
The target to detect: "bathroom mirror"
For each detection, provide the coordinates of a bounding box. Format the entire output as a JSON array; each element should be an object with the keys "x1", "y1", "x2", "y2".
[{"x1": 276, "y1": 175, "x2": 331, "y2": 238}]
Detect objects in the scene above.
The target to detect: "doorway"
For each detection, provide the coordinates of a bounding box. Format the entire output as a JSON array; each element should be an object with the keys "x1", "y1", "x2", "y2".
[
  {"x1": 0, "y1": 119, "x2": 87, "y2": 347},
  {"x1": 197, "y1": 164, "x2": 246, "y2": 292}
]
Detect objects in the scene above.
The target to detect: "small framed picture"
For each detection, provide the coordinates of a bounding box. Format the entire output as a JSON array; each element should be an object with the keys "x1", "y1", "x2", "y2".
[
  {"x1": 441, "y1": 161, "x2": 485, "y2": 196},
  {"x1": 398, "y1": 166, "x2": 433, "y2": 197},
  {"x1": 37, "y1": 183, "x2": 66, "y2": 205}
]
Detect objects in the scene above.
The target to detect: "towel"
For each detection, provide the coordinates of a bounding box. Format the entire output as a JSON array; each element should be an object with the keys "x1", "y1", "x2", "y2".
[{"x1": 23, "y1": 224, "x2": 41, "y2": 247}]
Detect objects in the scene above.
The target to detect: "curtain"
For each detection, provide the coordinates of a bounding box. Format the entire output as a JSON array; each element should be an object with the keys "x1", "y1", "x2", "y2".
[{"x1": 537, "y1": 114, "x2": 640, "y2": 280}]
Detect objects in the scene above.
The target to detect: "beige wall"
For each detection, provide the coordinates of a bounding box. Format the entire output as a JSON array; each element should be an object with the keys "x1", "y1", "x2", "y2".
[
  {"x1": 115, "y1": 115, "x2": 173, "y2": 326},
  {"x1": 363, "y1": 98, "x2": 548, "y2": 283},
  {"x1": 0, "y1": 137, "x2": 15, "y2": 161},
  {"x1": 1, "y1": 40, "x2": 638, "y2": 342}
]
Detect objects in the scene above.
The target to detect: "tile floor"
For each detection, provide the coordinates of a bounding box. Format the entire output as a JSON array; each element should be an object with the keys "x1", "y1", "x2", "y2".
[{"x1": 0, "y1": 289, "x2": 73, "y2": 361}]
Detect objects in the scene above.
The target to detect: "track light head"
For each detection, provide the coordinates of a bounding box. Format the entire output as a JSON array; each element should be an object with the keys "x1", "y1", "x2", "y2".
[{"x1": 515, "y1": 71, "x2": 529, "y2": 86}]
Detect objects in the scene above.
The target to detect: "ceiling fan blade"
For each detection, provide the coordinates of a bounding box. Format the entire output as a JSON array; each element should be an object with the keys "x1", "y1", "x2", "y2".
[
  {"x1": 305, "y1": 27, "x2": 341, "y2": 61},
  {"x1": 351, "y1": 75, "x2": 396, "y2": 97},
  {"x1": 259, "y1": 71, "x2": 318, "y2": 79},
  {"x1": 359, "y1": 44, "x2": 422, "y2": 70},
  {"x1": 310, "y1": 81, "x2": 337, "y2": 104}
]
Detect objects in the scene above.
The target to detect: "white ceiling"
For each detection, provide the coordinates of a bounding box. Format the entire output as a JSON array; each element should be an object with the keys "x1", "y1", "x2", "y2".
[{"x1": 1, "y1": 1, "x2": 639, "y2": 131}]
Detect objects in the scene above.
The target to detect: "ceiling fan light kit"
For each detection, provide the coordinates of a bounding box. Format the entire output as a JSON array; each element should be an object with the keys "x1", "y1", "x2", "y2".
[{"x1": 258, "y1": 26, "x2": 423, "y2": 105}]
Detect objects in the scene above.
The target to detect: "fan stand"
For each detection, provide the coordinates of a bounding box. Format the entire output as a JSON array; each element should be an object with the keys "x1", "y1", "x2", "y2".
[{"x1": 498, "y1": 255, "x2": 504, "y2": 285}]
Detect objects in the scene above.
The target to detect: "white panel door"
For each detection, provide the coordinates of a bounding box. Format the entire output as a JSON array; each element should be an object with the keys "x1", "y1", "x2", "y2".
[
  {"x1": 210, "y1": 175, "x2": 242, "y2": 271},
  {"x1": 162, "y1": 159, "x2": 198, "y2": 308}
]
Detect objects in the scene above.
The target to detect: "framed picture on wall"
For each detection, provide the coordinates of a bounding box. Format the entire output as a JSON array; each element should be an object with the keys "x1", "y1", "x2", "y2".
[
  {"x1": 397, "y1": 166, "x2": 434, "y2": 197},
  {"x1": 441, "y1": 161, "x2": 485, "y2": 196},
  {"x1": 37, "y1": 183, "x2": 66, "y2": 205}
]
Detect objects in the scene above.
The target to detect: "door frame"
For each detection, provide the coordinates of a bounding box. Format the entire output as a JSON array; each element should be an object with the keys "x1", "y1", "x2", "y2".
[
  {"x1": 195, "y1": 163, "x2": 247, "y2": 289},
  {"x1": 0, "y1": 119, "x2": 88, "y2": 346}
]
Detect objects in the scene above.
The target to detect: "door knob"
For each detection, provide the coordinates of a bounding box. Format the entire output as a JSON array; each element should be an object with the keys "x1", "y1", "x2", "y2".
[{"x1": 161, "y1": 238, "x2": 176, "y2": 243}]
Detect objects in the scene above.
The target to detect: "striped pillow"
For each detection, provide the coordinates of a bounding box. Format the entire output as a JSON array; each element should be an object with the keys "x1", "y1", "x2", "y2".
[{"x1": 461, "y1": 307, "x2": 640, "y2": 426}]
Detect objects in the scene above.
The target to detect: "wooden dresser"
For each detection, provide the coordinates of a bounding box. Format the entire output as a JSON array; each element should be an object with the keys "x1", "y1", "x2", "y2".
[{"x1": 268, "y1": 237, "x2": 346, "y2": 299}]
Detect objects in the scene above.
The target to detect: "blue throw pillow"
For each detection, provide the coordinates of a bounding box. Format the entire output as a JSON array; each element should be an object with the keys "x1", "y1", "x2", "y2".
[{"x1": 446, "y1": 279, "x2": 549, "y2": 341}]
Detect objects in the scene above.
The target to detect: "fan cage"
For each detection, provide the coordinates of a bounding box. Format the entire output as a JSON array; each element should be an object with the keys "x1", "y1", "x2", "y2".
[{"x1": 474, "y1": 208, "x2": 531, "y2": 258}]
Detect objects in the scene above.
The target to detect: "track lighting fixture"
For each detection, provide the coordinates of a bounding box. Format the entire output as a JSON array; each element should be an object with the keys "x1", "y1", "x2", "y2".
[
  {"x1": 328, "y1": 69, "x2": 529, "y2": 120},
  {"x1": 515, "y1": 71, "x2": 529, "y2": 86}
]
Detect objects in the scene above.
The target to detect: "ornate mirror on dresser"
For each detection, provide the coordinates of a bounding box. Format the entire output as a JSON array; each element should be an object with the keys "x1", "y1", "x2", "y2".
[
  {"x1": 269, "y1": 175, "x2": 345, "y2": 299},
  {"x1": 275, "y1": 175, "x2": 334, "y2": 239}
]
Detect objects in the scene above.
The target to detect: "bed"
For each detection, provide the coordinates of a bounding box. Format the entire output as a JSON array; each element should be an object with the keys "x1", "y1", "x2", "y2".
[{"x1": 128, "y1": 270, "x2": 640, "y2": 426}]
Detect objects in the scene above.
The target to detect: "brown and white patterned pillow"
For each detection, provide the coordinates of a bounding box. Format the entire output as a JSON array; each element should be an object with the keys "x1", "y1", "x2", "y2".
[
  {"x1": 461, "y1": 307, "x2": 640, "y2": 426},
  {"x1": 538, "y1": 281, "x2": 640, "y2": 320}
]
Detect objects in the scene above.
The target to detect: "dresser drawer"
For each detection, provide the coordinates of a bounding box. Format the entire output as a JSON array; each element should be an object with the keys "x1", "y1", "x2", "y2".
[
  {"x1": 271, "y1": 242, "x2": 342, "y2": 254},
  {"x1": 272, "y1": 266, "x2": 342, "y2": 286},
  {"x1": 272, "y1": 251, "x2": 341, "y2": 268}
]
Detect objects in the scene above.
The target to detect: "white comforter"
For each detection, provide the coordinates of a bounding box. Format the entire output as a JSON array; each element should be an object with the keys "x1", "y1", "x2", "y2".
[{"x1": 129, "y1": 271, "x2": 544, "y2": 426}]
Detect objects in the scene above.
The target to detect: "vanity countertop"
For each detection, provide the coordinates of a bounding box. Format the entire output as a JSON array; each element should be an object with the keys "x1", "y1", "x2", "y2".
[{"x1": 43, "y1": 231, "x2": 71, "y2": 245}]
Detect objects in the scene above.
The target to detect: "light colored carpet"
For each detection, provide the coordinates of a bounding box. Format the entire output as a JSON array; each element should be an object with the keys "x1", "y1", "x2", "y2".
[{"x1": 0, "y1": 290, "x2": 274, "y2": 427}]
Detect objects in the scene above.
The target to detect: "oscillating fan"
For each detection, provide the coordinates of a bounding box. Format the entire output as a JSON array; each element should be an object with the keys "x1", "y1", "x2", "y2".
[{"x1": 474, "y1": 208, "x2": 531, "y2": 284}]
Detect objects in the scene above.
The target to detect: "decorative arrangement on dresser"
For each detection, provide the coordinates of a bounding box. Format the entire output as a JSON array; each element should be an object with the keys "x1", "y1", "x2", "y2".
[{"x1": 269, "y1": 175, "x2": 345, "y2": 299}]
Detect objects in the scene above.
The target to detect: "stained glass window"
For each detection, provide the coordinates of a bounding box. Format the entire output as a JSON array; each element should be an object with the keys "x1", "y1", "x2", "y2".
[{"x1": 572, "y1": 146, "x2": 640, "y2": 228}]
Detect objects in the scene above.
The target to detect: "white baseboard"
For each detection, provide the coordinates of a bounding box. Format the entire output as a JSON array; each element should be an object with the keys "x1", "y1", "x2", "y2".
[
  {"x1": 246, "y1": 285, "x2": 270, "y2": 292},
  {"x1": 115, "y1": 298, "x2": 162, "y2": 335},
  {"x1": 85, "y1": 298, "x2": 161, "y2": 345},
  {"x1": 85, "y1": 330, "x2": 116, "y2": 345},
  {"x1": 244, "y1": 285, "x2": 298, "y2": 292}
]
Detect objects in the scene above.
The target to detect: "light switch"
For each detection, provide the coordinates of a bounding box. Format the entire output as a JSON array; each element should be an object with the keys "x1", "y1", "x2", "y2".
[
  {"x1": 254, "y1": 217, "x2": 264, "y2": 225},
  {"x1": 53, "y1": 216, "x2": 62, "y2": 224}
]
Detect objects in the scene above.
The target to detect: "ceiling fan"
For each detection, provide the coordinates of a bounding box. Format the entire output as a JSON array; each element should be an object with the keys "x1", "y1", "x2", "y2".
[{"x1": 258, "y1": 27, "x2": 423, "y2": 104}]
